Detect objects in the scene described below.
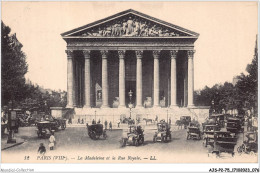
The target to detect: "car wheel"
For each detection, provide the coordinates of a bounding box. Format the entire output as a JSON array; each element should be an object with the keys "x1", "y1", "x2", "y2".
[
  {"x1": 103, "y1": 133, "x2": 107, "y2": 139},
  {"x1": 135, "y1": 139, "x2": 139, "y2": 146},
  {"x1": 141, "y1": 137, "x2": 144, "y2": 144}
]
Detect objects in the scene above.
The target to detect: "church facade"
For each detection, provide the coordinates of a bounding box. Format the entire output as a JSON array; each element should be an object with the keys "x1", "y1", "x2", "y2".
[{"x1": 61, "y1": 9, "x2": 199, "y2": 111}]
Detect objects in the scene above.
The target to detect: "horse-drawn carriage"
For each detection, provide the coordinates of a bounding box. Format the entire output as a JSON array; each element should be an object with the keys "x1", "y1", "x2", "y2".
[
  {"x1": 226, "y1": 117, "x2": 242, "y2": 133},
  {"x1": 209, "y1": 114, "x2": 225, "y2": 128},
  {"x1": 175, "y1": 116, "x2": 191, "y2": 129},
  {"x1": 209, "y1": 131, "x2": 237, "y2": 157},
  {"x1": 87, "y1": 123, "x2": 107, "y2": 140},
  {"x1": 120, "y1": 125, "x2": 144, "y2": 147},
  {"x1": 203, "y1": 125, "x2": 220, "y2": 147},
  {"x1": 153, "y1": 122, "x2": 171, "y2": 142},
  {"x1": 237, "y1": 131, "x2": 258, "y2": 155}
]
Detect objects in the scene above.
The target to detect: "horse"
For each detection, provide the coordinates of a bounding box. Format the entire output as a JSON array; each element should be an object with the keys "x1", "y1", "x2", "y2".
[{"x1": 143, "y1": 118, "x2": 153, "y2": 125}]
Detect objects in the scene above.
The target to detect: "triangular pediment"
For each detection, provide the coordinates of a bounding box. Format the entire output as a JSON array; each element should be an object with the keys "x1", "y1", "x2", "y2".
[{"x1": 61, "y1": 9, "x2": 199, "y2": 38}]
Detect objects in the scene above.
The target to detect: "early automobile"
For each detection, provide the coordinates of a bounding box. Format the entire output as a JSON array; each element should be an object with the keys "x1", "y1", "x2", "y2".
[
  {"x1": 153, "y1": 122, "x2": 171, "y2": 142},
  {"x1": 120, "y1": 125, "x2": 144, "y2": 147},
  {"x1": 209, "y1": 131, "x2": 237, "y2": 157},
  {"x1": 87, "y1": 123, "x2": 107, "y2": 140},
  {"x1": 237, "y1": 131, "x2": 258, "y2": 155},
  {"x1": 36, "y1": 121, "x2": 56, "y2": 138},
  {"x1": 52, "y1": 117, "x2": 66, "y2": 130},
  {"x1": 226, "y1": 117, "x2": 242, "y2": 133},
  {"x1": 187, "y1": 126, "x2": 201, "y2": 140},
  {"x1": 203, "y1": 125, "x2": 220, "y2": 147}
]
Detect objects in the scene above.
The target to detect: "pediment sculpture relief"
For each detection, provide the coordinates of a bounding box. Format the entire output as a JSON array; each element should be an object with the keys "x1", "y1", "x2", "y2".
[{"x1": 81, "y1": 16, "x2": 184, "y2": 37}]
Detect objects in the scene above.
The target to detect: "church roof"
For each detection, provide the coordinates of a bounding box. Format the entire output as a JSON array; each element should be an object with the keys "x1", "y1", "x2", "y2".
[{"x1": 61, "y1": 9, "x2": 199, "y2": 38}]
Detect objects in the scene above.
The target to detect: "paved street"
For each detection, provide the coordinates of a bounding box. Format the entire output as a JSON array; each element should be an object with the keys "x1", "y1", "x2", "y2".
[{"x1": 1, "y1": 125, "x2": 257, "y2": 163}]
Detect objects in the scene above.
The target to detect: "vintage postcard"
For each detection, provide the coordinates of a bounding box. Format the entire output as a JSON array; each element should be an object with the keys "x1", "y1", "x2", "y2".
[{"x1": 1, "y1": 1, "x2": 259, "y2": 169}]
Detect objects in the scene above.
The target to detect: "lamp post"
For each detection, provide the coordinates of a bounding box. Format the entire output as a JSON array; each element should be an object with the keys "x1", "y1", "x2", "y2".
[
  {"x1": 128, "y1": 90, "x2": 134, "y2": 119},
  {"x1": 129, "y1": 103, "x2": 133, "y2": 118},
  {"x1": 95, "y1": 110, "x2": 97, "y2": 122},
  {"x1": 167, "y1": 109, "x2": 168, "y2": 124}
]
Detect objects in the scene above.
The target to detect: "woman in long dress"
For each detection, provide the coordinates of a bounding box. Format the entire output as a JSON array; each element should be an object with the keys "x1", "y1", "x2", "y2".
[{"x1": 49, "y1": 132, "x2": 55, "y2": 150}]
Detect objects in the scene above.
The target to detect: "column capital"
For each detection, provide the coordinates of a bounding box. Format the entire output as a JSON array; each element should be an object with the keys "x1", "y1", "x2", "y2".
[
  {"x1": 187, "y1": 50, "x2": 196, "y2": 59},
  {"x1": 100, "y1": 50, "x2": 109, "y2": 58},
  {"x1": 65, "y1": 50, "x2": 73, "y2": 58},
  {"x1": 153, "y1": 50, "x2": 161, "y2": 58},
  {"x1": 135, "y1": 50, "x2": 143, "y2": 58},
  {"x1": 83, "y1": 50, "x2": 91, "y2": 58},
  {"x1": 118, "y1": 50, "x2": 126, "y2": 59},
  {"x1": 170, "y1": 50, "x2": 178, "y2": 59}
]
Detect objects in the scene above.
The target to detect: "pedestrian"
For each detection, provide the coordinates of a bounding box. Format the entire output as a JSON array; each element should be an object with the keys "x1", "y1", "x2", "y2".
[
  {"x1": 104, "y1": 120, "x2": 108, "y2": 130},
  {"x1": 97, "y1": 119, "x2": 101, "y2": 124},
  {"x1": 169, "y1": 118, "x2": 171, "y2": 125},
  {"x1": 68, "y1": 117, "x2": 72, "y2": 124},
  {"x1": 92, "y1": 119, "x2": 96, "y2": 124},
  {"x1": 109, "y1": 121, "x2": 112, "y2": 131},
  {"x1": 38, "y1": 143, "x2": 46, "y2": 155},
  {"x1": 117, "y1": 119, "x2": 120, "y2": 128},
  {"x1": 77, "y1": 118, "x2": 80, "y2": 124},
  {"x1": 49, "y1": 132, "x2": 55, "y2": 150},
  {"x1": 81, "y1": 118, "x2": 84, "y2": 124}
]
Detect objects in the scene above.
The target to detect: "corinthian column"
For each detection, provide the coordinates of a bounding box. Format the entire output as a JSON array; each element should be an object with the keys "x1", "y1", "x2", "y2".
[
  {"x1": 136, "y1": 50, "x2": 143, "y2": 108},
  {"x1": 188, "y1": 50, "x2": 195, "y2": 107},
  {"x1": 153, "y1": 50, "x2": 160, "y2": 108},
  {"x1": 118, "y1": 50, "x2": 126, "y2": 108},
  {"x1": 83, "y1": 50, "x2": 91, "y2": 108},
  {"x1": 101, "y1": 50, "x2": 109, "y2": 108},
  {"x1": 66, "y1": 50, "x2": 75, "y2": 108},
  {"x1": 170, "y1": 50, "x2": 178, "y2": 108}
]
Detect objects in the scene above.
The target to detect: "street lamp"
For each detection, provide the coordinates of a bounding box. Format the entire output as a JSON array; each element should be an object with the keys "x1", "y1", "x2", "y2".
[
  {"x1": 128, "y1": 90, "x2": 133, "y2": 104},
  {"x1": 167, "y1": 109, "x2": 168, "y2": 124},
  {"x1": 95, "y1": 110, "x2": 97, "y2": 122},
  {"x1": 129, "y1": 103, "x2": 133, "y2": 118}
]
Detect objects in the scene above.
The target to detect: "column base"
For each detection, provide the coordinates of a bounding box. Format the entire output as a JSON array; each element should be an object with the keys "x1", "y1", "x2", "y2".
[
  {"x1": 101, "y1": 105, "x2": 110, "y2": 108},
  {"x1": 170, "y1": 105, "x2": 178, "y2": 109},
  {"x1": 135, "y1": 105, "x2": 143, "y2": 109},
  {"x1": 187, "y1": 104, "x2": 196, "y2": 108},
  {"x1": 66, "y1": 105, "x2": 74, "y2": 108},
  {"x1": 153, "y1": 105, "x2": 161, "y2": 108},
  {"x1": 118, "y1": 105, "x2": 126, "y2": 108}
]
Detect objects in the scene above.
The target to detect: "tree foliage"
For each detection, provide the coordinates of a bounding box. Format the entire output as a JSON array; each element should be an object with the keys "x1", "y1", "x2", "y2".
[
  {"x1": 1, "y1": 21, "x2": 28, "y2": 106},
  {"x1": 195, "y1": 37, "x2": 258, "y2": 115}
]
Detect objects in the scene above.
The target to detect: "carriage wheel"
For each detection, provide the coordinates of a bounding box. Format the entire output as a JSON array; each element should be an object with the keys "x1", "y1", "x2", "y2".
[
  {"x1": 237, "y1": 146, "x2": 242, "y2": 154},
  {"x1": 153, "y1": 137, "x2": 156, "y2": 143},
  {"x1": 169, "y1": 134, "x2": 172, "y2": 140},
  {"x1": 164, "y1": 136, "x2": 167, "y2": 143},
  {"x1": 161, "y1": 136, "x2": 165, "y2": 142},
  {"x1": 140, "y1": 137, "x2": 144, "y2": 144},
  {"x1": 103, "y1": 133, "x2": 107, "y2": 139},
  {"x1": 250, "y1": 151, "x2": 255, "y2": 156},
  {"x1": 120, "y1": 138, "x2": 126, "y2": 147},
  {"x1": 241, "y1": 144, "x2": 246, "y2": 153},
  {"x1": 135, "y1": 139, "x2": 139, "y2": 146}
]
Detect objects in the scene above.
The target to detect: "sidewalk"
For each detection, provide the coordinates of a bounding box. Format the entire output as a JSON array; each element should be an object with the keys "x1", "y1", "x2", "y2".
[{"x1": 1, "y1": 133, "x2": 25, "y2": 151}]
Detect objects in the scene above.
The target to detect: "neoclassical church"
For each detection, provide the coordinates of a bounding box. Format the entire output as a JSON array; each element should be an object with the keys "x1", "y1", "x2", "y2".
[{"x1": 61, "y1": 9, "x2": 207, "y2": 121}]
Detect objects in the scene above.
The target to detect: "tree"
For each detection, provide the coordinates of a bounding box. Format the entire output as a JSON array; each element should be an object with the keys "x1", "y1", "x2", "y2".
[{"x1": 1, "y1": 21, "x2": 28, "y2": 107}]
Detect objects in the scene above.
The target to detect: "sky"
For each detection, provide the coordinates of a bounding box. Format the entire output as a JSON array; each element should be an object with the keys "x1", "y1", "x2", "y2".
[{"x1": 2, "y1": 1, "x2": 258, "y2": 91}]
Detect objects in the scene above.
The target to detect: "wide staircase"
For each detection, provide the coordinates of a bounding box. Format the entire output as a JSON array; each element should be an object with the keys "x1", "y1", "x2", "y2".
[{"x1": 73, "y1": 107, "x2": 199, "y2": 125}]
